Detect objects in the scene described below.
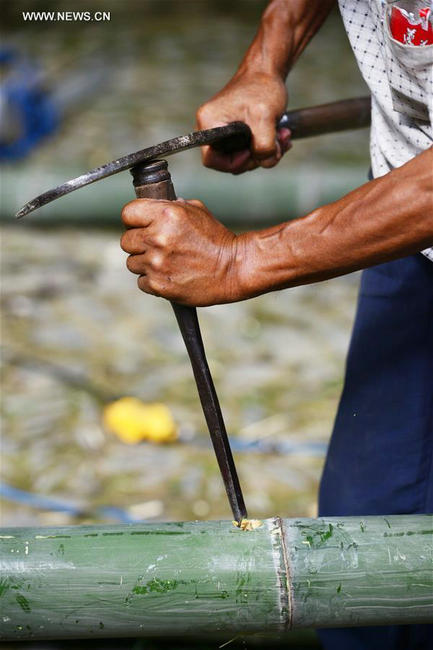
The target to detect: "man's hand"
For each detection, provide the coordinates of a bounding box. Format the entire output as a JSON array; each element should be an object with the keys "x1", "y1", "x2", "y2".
[
  {"x1": 196, "y1": 0, "x2": 336, "y2": 174},
  {"x1": 121, "y1": 149, "x2": 432, "y2": 308},
  {"x1": 121, "y1": 198, "x2": 243, "y2": 307},
  {"x1": 197, "y1": 71, "x2": 291, "y2": 174}
]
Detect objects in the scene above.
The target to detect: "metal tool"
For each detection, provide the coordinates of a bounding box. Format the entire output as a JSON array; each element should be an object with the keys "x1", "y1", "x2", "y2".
[
  {"x1": 130, "y1": 158, "x2": 247, "y2": 523},
  {"x1": 15, "y1": 96, "x2": 371, "y2": 523},
  {"x1": 16, "y1": 97, "x2": 371, "y2": 219}
]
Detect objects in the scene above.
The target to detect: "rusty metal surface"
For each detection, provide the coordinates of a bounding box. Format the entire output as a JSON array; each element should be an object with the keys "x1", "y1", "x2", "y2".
[
  {"x1": 15, "y1": 122, "x2": 251, "y2": 218},
  {"x1": 15, "y1": 96, "x2": 371, "y2": 219},
  {"x1": 133, "y1": 160, "x2": 247, "y2": 523},
  {"x1": 171, "y1": 301, "x2": 248, "y2": 523}
]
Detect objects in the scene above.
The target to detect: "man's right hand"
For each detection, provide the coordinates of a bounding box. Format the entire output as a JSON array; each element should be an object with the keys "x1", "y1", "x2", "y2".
[{"x1": 196, "y1": 71, "x2": 291, "y2": 174}]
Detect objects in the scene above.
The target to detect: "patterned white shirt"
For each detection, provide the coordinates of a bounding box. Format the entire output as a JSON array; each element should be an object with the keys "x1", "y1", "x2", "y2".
[{"x1": 338, "y1": 0, "x2": 433, "y2": 261}]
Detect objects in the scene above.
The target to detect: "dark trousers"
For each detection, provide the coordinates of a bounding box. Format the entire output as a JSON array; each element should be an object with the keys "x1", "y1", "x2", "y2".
[{"x1": 318, "y1": 254, "x2": 433, "y2": 650}]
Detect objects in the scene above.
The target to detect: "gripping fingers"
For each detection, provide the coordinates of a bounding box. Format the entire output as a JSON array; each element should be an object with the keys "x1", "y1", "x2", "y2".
[
  {"x1": 126, "y1": 248, "x2": 166, "y2": 274},
  {"x1": 137, "y1": 273, "x2": 178, "y2": 302},
  {"x1": 120, "y1": 228, "x2": 147, "y2": 255},
  {"x1": 253, "y1": 129, "x2": 292, "y2": 168},
  {"x1": 278, "y1": 127, "x2": 292, "y2": 153},
  {"x1": 121, "y1": 199, "x2": 157, "y2": 228},
  {"x1": 202, "y1": 145, "x2": 252, "y2": 174},
  {"x1": 126, "y1": 253, "x2": 146, "y2": 275},
  {"x1": 137, "y1": 274, "x2": 159, "y2": 298},
  {"x1": 250, "y1": 112, "x2": 278, "y2": 159},
  {"x1": 254, "y1": 141, "x2": 282, "y2": 169}
]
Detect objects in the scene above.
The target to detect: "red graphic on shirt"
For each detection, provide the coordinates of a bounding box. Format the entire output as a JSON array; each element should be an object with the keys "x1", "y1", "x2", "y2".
[{"x1": 390, "y1": 6, "x2": 433, "y2": 45}]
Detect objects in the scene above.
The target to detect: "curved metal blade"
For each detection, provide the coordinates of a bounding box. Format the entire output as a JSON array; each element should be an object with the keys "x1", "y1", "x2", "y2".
[{"x1": 15, "y1": 122, "x2": 250, "y2": 218}]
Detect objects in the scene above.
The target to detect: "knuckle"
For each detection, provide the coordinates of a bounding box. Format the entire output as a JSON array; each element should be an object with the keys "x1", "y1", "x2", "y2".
[
  {"x1": 254, "y1": 141, "x2": 276, "y2": 157},
  {"x1": 163, "y1": 205, "x2": 182, "y2": 223},
  {"x1": 126, "y1": 255, "x2": 136, "y2": 272},
  {"x1": 121, "y1": 201, "x2": 137, "y2": 226},
  {"x1": 120, "y1": 232, "x2": 129, "y2": 252},
  {"x1": 196, "y1": 103, "x2": 211, "y2": 125},
  {"x1": 152, "y1": 232, "x2": 168, "y2": 248},
  {"x1": 259, "y1": 157, "x2": 278, "y2": 169},
  {"x1": 189, "y1": 198, "x2": 204, "y2": 208},
  {"x1": 149, "y1": 253, "x2": 163, "y2": 271},
  {"x1": 137, "y1": 275, "x2": 149, "y2": 293},
  {"x1": 147, "y1": 276, "x2": 160, "y2": 294}
]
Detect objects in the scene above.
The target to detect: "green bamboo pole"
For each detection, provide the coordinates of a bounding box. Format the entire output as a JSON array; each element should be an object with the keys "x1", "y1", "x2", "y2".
[{"x1": 0, "y1": 515, "x2": 431, "y2": 640}]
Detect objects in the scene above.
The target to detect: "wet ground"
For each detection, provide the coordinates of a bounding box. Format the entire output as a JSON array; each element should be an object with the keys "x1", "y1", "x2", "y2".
[{"x1": 1, "y1": 226, "x2": 360, "y2": 527}]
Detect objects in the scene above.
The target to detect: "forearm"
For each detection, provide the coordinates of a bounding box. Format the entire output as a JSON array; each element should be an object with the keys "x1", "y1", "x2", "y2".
[
  {"x1": 237, "y1": 0, "x2": 336, "y2": 80},
  {"x1": 197, "y1": 1, "x2": 335, "y2": 172},
  {"x1": 238, "y1": 148, "x2": 433, "y2": 296}
]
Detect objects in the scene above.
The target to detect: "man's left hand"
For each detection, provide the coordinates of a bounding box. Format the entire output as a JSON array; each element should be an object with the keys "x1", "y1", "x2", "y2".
[{"x1": 121, "y1": 198, "x2": 242, "y2": 306}]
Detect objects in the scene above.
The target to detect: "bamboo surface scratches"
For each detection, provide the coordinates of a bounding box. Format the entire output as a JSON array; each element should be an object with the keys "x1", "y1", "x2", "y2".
[
  {"x1": 285, "y1": 515, "x2": 433, "y2": 628},
  {"x1": 0, "y1": 519, "x2": 282, "y2": 639},
  {"x1": 0, "y1": 515, "x2": 432, "y2": 640}
]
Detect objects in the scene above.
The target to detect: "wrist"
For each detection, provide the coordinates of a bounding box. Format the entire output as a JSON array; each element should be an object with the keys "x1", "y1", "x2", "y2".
[
  {"x1": 236, "y1": 47, "x2": 289, "y2": 82},
  {"x1": 234, "y1": 224, "x2": 298, "y2": 300}
]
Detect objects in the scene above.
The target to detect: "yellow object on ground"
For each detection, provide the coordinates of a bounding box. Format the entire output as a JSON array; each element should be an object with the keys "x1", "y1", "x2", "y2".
[{"x1": 103, "y1": 397, "x2": 178, "y2": 444}]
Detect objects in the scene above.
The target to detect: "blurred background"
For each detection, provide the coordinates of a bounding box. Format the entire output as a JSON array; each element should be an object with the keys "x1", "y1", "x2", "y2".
[{"x1": 1, "y1": 0, "x2": 370, "y2": 646}]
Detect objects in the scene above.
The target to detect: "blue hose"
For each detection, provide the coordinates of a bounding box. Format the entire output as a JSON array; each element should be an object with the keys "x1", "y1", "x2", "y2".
[
  {"x1": 0, "y1": 440, "x2": 327, "y2": 522},
  {"x1": 0, "y1": 482, "x2": 137, "y2": 523}
]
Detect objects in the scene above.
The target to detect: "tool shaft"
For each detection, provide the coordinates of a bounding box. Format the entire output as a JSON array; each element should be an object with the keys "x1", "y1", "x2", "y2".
[
  {"x1": 131, "y1": 160, "x2": 247, "y2": 523},
  {"x1": 171, "y1": 304, "x2": 247, "y2": 523},
  {"x1": 280, "y1": 96, "x2": 371, "y2": 140}
]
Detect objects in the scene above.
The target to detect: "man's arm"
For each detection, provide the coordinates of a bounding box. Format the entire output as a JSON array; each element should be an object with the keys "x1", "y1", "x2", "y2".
[
  {"x1": 235, "y1": 147, "x2": 433, "y2": 298},
  {"x1": 196, "y1": 0, "x2": 336, "y2": 173},
  {"x1": 120, "y1": 148, "x2": 433, "y2": 307}
]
